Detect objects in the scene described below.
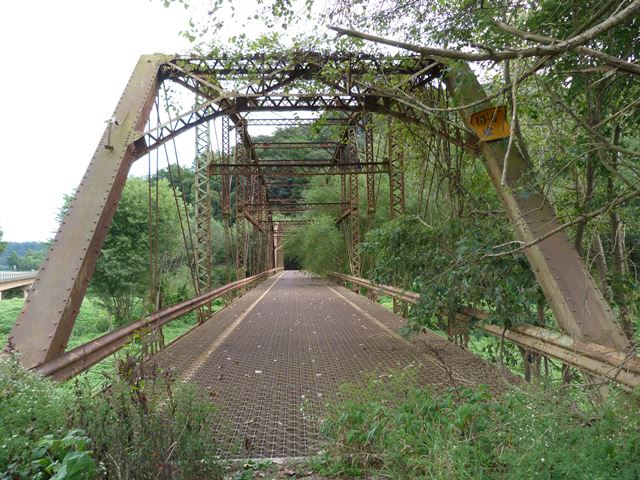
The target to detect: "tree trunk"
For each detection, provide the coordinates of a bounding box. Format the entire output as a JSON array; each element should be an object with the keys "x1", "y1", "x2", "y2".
[
  {"x1": 606, "y1": 124, "x2": 635, "y2": 340},
  {"x1": 593, "y1": 234, "x2": 611, "y2": 300}
]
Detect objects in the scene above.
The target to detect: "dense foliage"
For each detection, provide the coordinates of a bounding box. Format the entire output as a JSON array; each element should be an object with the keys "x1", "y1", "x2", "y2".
[
  {"x1": 0, "y1": 357, "x2": 224, "y2": 479},
  {"x1": 0, "y1": 242, "x2": 47, "y2": 271},
  {"x1": 87, "y1": 177, "x2": 184, "y2": 325}
]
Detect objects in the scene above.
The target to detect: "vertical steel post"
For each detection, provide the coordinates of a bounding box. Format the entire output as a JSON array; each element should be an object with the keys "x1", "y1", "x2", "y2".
[
  {"x1": 348, "y1": 125, "x2": 361, "y2": 277},
  {"x1": 365, "y1": 115, "x2": 376, "y2": 229},
  {"x1": 235, "y1": 122, "x2": 248, "y2": 280},
  {"x1": 388, "y1": 119, "x2": 406, "y2": 220},
  {"x1": 8, "y1": 55, "x2": 169, "y2": 368},
  {"x1": 194, "y1": 109, "x2": 212, "y2": 319},
  {"x1": 444, "y1": 63, "x2": 629, "y2": 349}
]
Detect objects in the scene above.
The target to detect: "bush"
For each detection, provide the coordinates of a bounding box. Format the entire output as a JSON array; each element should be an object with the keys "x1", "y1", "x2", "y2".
[
  {"x1": 69, "y1": 364, "x2": 224, "y2": 479},
  {"x1": 0, "y1": 357, "x2": 71, "y2": 471},
  {"x1": 315, "y1": 369, "x2": 640, "y2": 479},
  {"x1": 1, "y1": 357, "x2": 224, "y2": 480},
  {"x1": 2, "y1": 429, "x2": 95, "y2": 480}
]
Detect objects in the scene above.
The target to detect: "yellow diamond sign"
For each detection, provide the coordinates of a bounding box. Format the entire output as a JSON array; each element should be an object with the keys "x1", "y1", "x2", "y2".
[{"x1": 470, "y1": 106, "x2": 510, "y2": 142}]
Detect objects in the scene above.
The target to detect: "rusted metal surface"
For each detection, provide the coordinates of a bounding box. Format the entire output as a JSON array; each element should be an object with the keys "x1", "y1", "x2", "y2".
[
  {"x1": 194, "y1": 105, "x2": 212, "y2": 318},
  {"x1": 364, "y1": 115, "x2": 376, "y2": 232},
  {"x1": 388, "y1": 118, "x2": 406, "y2": 219},
  {"x1": 328, "y1": 272, "x2": 640, "y2": 389},
  {"x1": 146, "y1": 271, "x2": 513, "y2": 459},
  {"x1": 444, "y1": 63, "x2": 629, "y2": 350},
  {"x1": 8, "y1": 55, "x2": 169, "y2": 369},
  {"x1": 34, "y1": 269, "x2": 281, "y2": 381},
  {"x1": 209, "y1": 161, "x2": 389, "y2": 176},
  {"x1": 235, "y1": 124, "x2": 249, "y2": 280},
  {"x1": 138, "y1": 53, "x2": 449, "y2": 158}
]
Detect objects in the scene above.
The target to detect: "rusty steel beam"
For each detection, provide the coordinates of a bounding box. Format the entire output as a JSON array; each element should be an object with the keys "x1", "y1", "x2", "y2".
[
  {"x1": 444, "y1": 64, "x2": 629, "y2": 350},
  {"x1": 244, "y1": 211, "x2": 265, "y2": 234},
  {"x1": 221, "y1": 115, "x2": 232, "y2": 219},
  {"x1": 35, "y1": 269, "x2": 282, "y2": 381},
  {"x1": 209, "y1": 161, "x2": 389, "y2": 176},
  {"x1": 388, "y1": 119, "x2": 406, "y2": 219},
  {"x1": 327, "y1": 272, "x2": 640, "y2": 389},
  {"x1": 347, "y1": 125, "x2": 361, "y2": 277},
  {"x1": 267, "y1": 219, "x2": 311, "y2": 226},
  {"x1": 247, "y1": 201, "x2": 345, "y2": 208},
  {"x1": 251, "y1": 142, "x2": 338, "y2": 149},
  {"x1": 194, "y1": 106, "x2": 212, "y2": 320},
  {"x1": 235, "y1": 125, "x2": 249, "y2": 280},
  {"x1": 7, "y1": 55, "x2": 169, "y2": 369},
  {"x1": 246, "y1": 118, "x2": 349, "y2": 127},
  {"x1": 364, "y1": 115, "x2": 376, "y2": 230}
]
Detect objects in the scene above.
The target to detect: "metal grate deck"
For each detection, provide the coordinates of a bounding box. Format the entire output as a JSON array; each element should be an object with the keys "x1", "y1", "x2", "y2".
[{"x1": 146, "y1": 271, "x2": 514, "y2": 459}]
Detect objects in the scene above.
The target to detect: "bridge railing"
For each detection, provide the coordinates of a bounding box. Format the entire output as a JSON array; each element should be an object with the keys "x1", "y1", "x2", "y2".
[
  {"x1": 33, "y1": 268, "x2": 283, "y2": 381},
  {"x1": 328, "y1": 272, "x2": 640, "y2": 390},
  {"x1": 0, "y1": 271, "x2": 38, "y2": 283}
]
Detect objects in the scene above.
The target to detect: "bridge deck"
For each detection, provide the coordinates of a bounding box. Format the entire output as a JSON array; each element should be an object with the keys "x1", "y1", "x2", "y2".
[{"x1": 146, "y1": 271, "x2": 513, "y2": 459}]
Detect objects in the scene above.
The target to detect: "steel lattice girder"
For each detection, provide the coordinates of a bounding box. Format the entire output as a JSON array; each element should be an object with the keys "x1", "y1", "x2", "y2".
[
  {"x1": 209, "y1": 161, "x2": 388, "y2": 176},
  {"x1": 235, "y1": 125, "x2": 249, "y2": 280},
  {"x1": 220, "y1": 115, "x2": 232, "y2": 218},
  {"x1": 364, "y1": 115, "x2": 376, "y2": 218},
  {"x1": 388, "y1": 119, "x2": 406, "y2": 219},
  {"x1": 135, "y1": 52, "x2": 453, "y2": 159},
  {"x1": 251, "y1": 142, "x2": 338, "y2": 150},
  {"x1": 245, "y1": 118, "x2": 349, "y2": 127},
  {"x1": 348, "y1": 125, "x2": 361, "y2": 277},
  {"x1": 194, "y1": 106, "x2": 212, "y2": 306}
]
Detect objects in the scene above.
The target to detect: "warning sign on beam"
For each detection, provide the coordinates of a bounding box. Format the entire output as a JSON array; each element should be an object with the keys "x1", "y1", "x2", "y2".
[{"x1": 469, "y1": 106, "x2": 510, "y2": 141}]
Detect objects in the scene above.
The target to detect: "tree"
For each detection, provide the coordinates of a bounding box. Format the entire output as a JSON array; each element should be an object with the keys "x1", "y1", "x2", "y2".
[
  {"x1": 89, "y1": 177, "x2": 184, "y2": 326},
  {"x1": 284, "y1": 215, "x2": 347, "y2": 275},
  {"x1": 0, "y1": 227, "x2": 5, "y2": 256},
  {"x1": 6, "y1": 249, "x2": 44, "y2": 271}
]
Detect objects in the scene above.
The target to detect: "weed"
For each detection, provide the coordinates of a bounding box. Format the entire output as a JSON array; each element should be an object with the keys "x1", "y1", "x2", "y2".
[
  {"x1": 315, "y1": 370, "x2": 640, "y2": 479},
  {"x1": 70, "y1": 359, "x2": 224, "y2": 479}
]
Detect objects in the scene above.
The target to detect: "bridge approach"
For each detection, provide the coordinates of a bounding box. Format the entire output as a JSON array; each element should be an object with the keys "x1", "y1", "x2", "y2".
[{"x1": 0, "y1": 272, "x2": 36, "y2": 300}]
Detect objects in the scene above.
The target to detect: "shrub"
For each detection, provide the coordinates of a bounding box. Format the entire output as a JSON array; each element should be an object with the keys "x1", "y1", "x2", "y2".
[
  {"x1": 69, "y1": 365, "x2": 224, "y2": 479},
  {"x1": 1, "y1": 356, "x2": 224, "y2": 479},
  {"x1": 0, "y1": 357, "x2": 70, "y2": 470},
  {"x1": 315, "y1": 369, "x2": 640, "y2": 479},
  {"x1": 2, "y1": 429, "x2": 95, "y2": 480}
]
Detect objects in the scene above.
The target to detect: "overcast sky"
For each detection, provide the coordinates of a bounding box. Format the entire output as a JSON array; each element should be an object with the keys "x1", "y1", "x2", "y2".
[{"x1": 0, "y1": 1, "x2": 196, "y2": 242}]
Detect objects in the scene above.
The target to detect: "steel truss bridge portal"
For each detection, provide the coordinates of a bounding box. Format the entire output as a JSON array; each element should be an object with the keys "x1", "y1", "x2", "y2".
[{"x1": 5, "y1": 52, "x2": 636, "y2": 424}]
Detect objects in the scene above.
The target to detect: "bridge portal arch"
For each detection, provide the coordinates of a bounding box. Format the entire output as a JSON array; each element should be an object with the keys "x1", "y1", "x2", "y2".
[{"x1": 7, "y1": 51, "x2": 628, "y2": 369}]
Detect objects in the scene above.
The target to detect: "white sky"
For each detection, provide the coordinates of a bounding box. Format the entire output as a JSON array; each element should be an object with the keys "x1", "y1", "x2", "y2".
[
  {"x1": 0, "y1": 1, "x2": 196, "y2": 242},
  {"x1": 0, "y1": 0, "x2": 376, "y2": 242}
]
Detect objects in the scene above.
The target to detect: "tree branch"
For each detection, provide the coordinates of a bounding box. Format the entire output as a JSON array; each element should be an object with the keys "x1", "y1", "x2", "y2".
[
  {"x1": 329, "y1": 1, "x2": 640, "y2": 62},
  {"x1": 485, "y1": 188, "x2": 640, "y2": 258},
  {"x1": 495, "y1": 20, "x2": 640, "y2": 76}
]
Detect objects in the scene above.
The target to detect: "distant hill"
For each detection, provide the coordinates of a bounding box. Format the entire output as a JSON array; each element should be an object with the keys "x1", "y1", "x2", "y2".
[{"x1": 0, "y1": 242, "x2": 48, "y2": 270}]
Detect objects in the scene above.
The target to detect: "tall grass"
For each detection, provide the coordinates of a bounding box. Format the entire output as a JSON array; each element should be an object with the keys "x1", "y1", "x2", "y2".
[{"x1": 315, "y1": 368, "x2": 640, "y2": 479}]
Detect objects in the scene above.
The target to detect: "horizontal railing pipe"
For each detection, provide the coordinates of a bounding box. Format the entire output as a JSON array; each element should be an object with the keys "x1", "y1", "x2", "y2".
[
  {"x1": 34, "y1": 268, "x2": 282, "y2": 381},
  {"x1": 328, "y1": 271, "x2": 640, "y2": 389}
]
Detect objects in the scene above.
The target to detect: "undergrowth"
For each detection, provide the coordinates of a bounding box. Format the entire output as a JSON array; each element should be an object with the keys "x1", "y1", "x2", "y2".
[
  {"x1": 314, "y1": 369, "x2": 640, "y2": 479},
  {"x1": 0, "y1": 356, "x2": 224, "y2": 479}
]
